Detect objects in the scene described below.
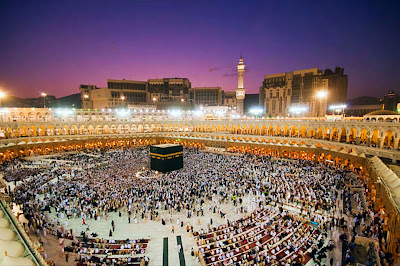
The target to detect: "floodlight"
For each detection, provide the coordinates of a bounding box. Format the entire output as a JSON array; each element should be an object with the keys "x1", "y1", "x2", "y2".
[
  {"x1": 316, "y1": 91, "x2": 327, "y2": 99},
  {"x1": 249, "y1": 107, "x2": 264, "y2": 115},
  {"x1": 289, "y1": 106, "x2": 308, "y2": 114}
]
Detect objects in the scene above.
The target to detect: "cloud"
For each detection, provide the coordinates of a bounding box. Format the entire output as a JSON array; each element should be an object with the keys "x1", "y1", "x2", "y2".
[
  {"x1": 222, "y1": 73, "x2": 237, "y2": 77},
  {"x1": 208, "y1": 67, "x2": 219, "y2": 72},
  {"x1": 222, "y1": 65, "x2": 250, "y2": 77}
]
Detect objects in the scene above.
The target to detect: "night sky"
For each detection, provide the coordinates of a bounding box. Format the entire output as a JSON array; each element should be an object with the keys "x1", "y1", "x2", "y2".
[{"x1": 0, "y1": 0, "x2": 399, "y2": 99}]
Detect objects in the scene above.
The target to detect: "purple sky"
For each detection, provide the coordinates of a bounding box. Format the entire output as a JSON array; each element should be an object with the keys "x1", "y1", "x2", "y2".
[{"x1": 0, "y1": 1, "x2": 399, "y2": 99}]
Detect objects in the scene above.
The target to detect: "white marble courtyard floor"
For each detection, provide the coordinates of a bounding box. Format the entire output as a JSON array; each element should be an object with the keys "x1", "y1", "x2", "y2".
[
  {"x1": 7, "y1": 181, "x2": 348, "y2": 266},
  {"x1": 46, "y1": 196, "x2": 257, "y2": 266}
]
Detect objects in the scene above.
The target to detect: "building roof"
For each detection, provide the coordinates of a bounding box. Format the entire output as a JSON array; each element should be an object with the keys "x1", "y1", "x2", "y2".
[
  {"x1": 107, "y1": 79, "x2": 147, "y2": 84},
  {"x1": 364, "y1": 110, "x2": 399, "y2": 116},
  {"x1": 191, "y1": 87, "x2": 222, "y2": 90}
]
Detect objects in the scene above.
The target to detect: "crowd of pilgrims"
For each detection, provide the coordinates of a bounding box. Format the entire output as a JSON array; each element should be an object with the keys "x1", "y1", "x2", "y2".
[
  {"x1": 195, "y1": 206, "x2": 335, "y2": 266},
  {"x1": 7, "y1": 147, "x2": 353, "y2": 265},
  {"x1": 0, "y1": 158, "x2": 45, "y2": 182}
]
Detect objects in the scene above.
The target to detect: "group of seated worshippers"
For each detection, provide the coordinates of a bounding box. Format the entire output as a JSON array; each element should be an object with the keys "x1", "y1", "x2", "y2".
[
  {"x1": 196, "y1": 204, "x2": 329, "y2": 266},
  {"x1": 66, "y1": 237, "x2": 150, "y2": 266}
]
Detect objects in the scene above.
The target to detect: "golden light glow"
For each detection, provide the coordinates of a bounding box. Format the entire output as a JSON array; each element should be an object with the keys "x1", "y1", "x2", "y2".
[
  {"x1": 316, "y1": 90, "x2": 327, "y2": 99},
  {"x1": 41, "y1": 92, "x2": 47, "y2": 97},
  {"x1": 0, "y1": 92, "x2": 5, "y2": 99},
  {"x1": 316, "y1": 90, "x2": 327, "y2": 98}
]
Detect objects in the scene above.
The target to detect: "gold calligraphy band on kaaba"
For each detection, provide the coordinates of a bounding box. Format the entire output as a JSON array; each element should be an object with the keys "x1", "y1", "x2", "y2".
[{"x1": 149, "y1": 151, "x2": 183, "y2": 157}]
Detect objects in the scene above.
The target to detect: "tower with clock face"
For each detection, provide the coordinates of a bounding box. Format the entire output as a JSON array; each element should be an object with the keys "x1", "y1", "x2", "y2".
[{"x1": 236, "y1": 55, "x2": 245, "y2": 115}]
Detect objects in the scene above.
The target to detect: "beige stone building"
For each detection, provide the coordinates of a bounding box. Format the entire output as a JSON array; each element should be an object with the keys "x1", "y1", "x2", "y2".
[
  {"x1": 81, "y1": 78, "x2": 239, "y2": 111},
  {"x1": 259, "y1": 67, "x2": 347, "y2": 117},
  {"x1": 222, "y1": 91, "x2": 237, "y2": 109},
  {"x1": 80, "y1": 78, "x2": 191, "y2": 110},
  {"x1": 80, "y1": 80, "x2": 149, "y2": 109}
]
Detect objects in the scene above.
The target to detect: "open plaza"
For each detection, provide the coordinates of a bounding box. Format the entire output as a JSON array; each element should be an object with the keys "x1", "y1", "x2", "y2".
[{"x1": 0, "y1": 112, "x2": 399, "y2": 265}]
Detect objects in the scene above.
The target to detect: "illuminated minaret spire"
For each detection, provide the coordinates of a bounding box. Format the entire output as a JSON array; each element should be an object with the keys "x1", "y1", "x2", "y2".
[{"x1": 236, "y1": 54, "x2": 245, "y2": 115}]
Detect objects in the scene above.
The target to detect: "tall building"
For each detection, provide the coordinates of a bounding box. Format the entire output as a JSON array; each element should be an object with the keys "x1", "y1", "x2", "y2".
[
  {"x1": 222, "y1": 91, "x2": 237, "y2": 109},
  {"x1": 259, "y1": 66, "x2": 347, "y2": 117},
  {"x1": 236, "y1": 55, "x2": 245, "y2": 115},
  {"x1": 323, "y1": 67, "x2": 348, "y2": 106},
  {"x1": 148, "y1": 78, "x2": 191, "y2": 107},
  {"x1": 80, "y1": 78, "x2": 192, "y2": 110},
  {"x1": 383, "y1": 91, "x2": 399, "y2": 111},
  {"x1": 189, "y1": 87, "x2": 223, "y2": 107}
]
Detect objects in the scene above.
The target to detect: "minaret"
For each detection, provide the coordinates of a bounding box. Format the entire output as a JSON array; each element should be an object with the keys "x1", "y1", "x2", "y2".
[{"x1": 236, "y1": 54, "x2": 245, "y2": 115}]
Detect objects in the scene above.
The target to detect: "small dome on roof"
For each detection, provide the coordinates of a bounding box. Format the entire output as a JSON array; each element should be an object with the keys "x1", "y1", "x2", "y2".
[{"x1": 364, "y1": 110, "x2": 399, "y2": 116}]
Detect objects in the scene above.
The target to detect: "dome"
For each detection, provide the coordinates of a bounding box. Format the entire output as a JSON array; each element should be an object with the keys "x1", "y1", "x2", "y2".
[
  {"x1": 0, "y1": 228, "x2": 16, "y2": 241},
  {"x1": 364, "y1": 110, "x2": 399, "y2": 116},
  {"x1": 0, "y1": 240, "x2": 25, "y2": 257},
  {"x1": 0, "y1": 256, "x2": 34, "y2": 266},
  {"x1": 0, "y1": 218, "x2": 10, "y2": 228}
]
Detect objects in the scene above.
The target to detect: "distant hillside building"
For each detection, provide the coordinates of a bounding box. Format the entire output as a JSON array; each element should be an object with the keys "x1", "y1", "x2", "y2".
[
  {"x1": 259, "y1": 66, "x2": 347, "y2": 117},
  {"x1": 25, "y1": 95, "x2": 57, "y2": 108}
]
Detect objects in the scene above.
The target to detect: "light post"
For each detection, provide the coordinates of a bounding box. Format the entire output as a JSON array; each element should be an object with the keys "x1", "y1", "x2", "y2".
[
  {"x1": 41, "y1": 93, "x2": 47, "y2": 108},
  {"x1": 0, "y1": 92, "x2": 5, "y2": 107}
]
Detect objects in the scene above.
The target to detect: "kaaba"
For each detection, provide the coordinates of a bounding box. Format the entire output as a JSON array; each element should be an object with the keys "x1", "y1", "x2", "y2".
[{"x1": 150, "y1": 144, "x2": 183, "y2": 173}]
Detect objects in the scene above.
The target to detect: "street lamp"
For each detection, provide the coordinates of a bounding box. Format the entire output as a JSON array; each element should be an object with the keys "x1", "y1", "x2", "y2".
[
  {"x1": 41, "y1": 93, "x2": 47, "y2": 108},
  {"x1": 0, "y1": 92, "x2": 5, "y2": 107},
  {"x1": 84, "y1": 94, "x2": 89, "y2": 99}
]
